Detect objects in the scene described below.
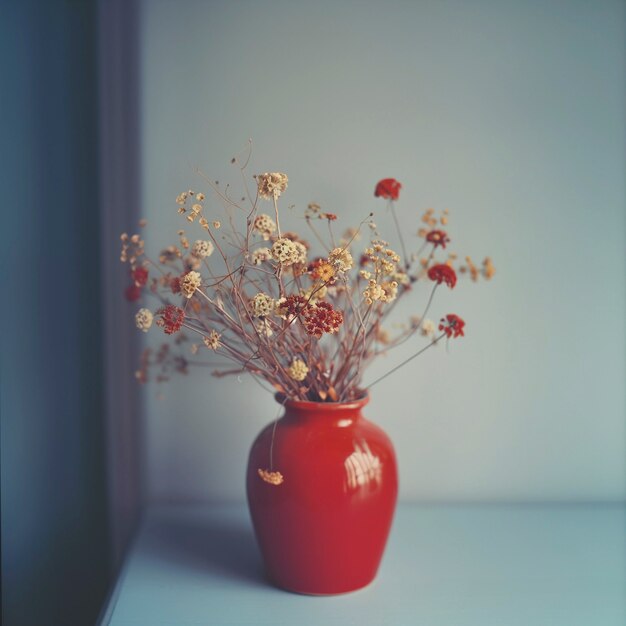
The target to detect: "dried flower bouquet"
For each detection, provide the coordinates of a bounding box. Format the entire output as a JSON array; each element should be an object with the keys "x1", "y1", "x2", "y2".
[{"x1": 121, "y1": 155, "x2": 494, "y2": 402}]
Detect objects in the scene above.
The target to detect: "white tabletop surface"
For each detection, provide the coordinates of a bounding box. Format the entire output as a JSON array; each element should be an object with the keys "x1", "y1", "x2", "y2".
[{"x1": 101, "y1": 503, "x2": 626, "y2": 625}]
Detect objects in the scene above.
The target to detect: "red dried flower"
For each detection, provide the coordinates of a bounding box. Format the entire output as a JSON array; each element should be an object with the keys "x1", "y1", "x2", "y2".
[
  {"x1": 427, "y1": 263, "x2": 457, "y2": 289},
  {"x1": 170, "y1": 276, "x2": 182, "y2": 294},
  {"x1": 439, "y1": 314, "x2": 465, "y2": 338},
  {"x1": 426, "y1": 230, "x2": 450, "y2": 249},
  {"x1": 157, "y1": 305, "x2": 185, "y2": 335},
  {"x1": 321, "y1": 212, "x2": 337, "y2": 221},
  {"x1": 278, "y1": 294, "x2": 308, "y2": 317},
  {"x1": 124, "y1": 284, "x2": 141, "y2": 301},
  {"x1": 302, "y1": 301, "x2": 344, "y2": 338},
  {"x1": 359, "y1": 254, "x2": 370, "y2": 268},
  {"x1": 131, "y1": 266, "x2": 149, "y2": 287},
  {"x1": 374, "y1": 178, "x2": 402, "y2": 201}
]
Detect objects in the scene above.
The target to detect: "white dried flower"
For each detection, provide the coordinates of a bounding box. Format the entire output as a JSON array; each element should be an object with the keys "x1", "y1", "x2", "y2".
[
  {"x1": 181, "y1": 271, "x2": 202, "y2": 298},
  {"x1": 251, "y1": 293, "x2": 275, "y2": 318},
  {"x1": 251, "y1": 247, "x2": 272, "y2": 265},
  {"x1": 271, "y1": 238, "x2": 301, "y2": 266},
  {"x1": 381, "y1": 281, "x2": 399, "y2": 302},
  {"x1": 252, "y1": 214, "x2": 277, "y2": 240},
  {"x1": 254, "y1": 319, "x2": 274, "y2": 337},
  {"x1": 192, "y1": 239, "x2": 214, "y2": 258},
  {"x1": 203, "y1": 330, "x2": 221, "y2": 350},
  {"x1": 135, "y1": 308, "x2": 153, "y2": 332},
  {"x1": 295, "y1": 241, "x2": 307, "y2": 264},
  {"x1": 421, "y1": 319, "x2": 436, "y2": 337},
  {"x1": 256, "y1": 172, "x2": 288, "y2": 199},
  {"x1": 363, "y1": 280, "x2": 386, "y2": 305},
  {"x1": 287, "y1": 359, "x2": 309, "y2": 381},
  {"x1": 329, "y1": 247, "x2": 354, "y2": 273}
]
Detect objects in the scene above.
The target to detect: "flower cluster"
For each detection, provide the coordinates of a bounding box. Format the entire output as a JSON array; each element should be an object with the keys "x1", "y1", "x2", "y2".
[
  {"x1": 156, "y1": 305, "x2": 185, "y2": 335},
  {"x1": 121, "y1": 167, "x2": 493, "y2": 401},
  {"x1": 302, "y1": 301, "x2": 343, "y2": 338}
]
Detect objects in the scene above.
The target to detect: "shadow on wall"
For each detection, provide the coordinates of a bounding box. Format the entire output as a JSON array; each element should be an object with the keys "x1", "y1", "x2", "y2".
[{"x1": 1, "y1": 1, "x2": 111, "y2": 625}]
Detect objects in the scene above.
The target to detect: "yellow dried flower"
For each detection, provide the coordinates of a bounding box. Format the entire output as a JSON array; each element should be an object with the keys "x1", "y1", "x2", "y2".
[
  {"x1": 328, "y1": 247, "x2": 353, "y2": 273},
  {"x1": 287, "y1": 358, "x2": 309, "y2": 381},
  {"x1": 256, "y1": 172, "x2": 288, "y2": 199},
  {"x1": 251, "y1": 293, "x2": 275, "y2": 318},
  {"x1": 181, "y1": 271, "x2": 202, "y2": 298},
  {"x1": 483, "y1": 257, "x2": 496, "y2": 279},
  {"x1": 135, "y1": 308, "x2": 153, "y2": 332},
  {"x1": 381, "y1": 280, "x2": 399, "y2": 302},
  {"x1": 258, "y1": 469, "x2": 284, "y2": 485},
  {"x1": 271, "y1": 238, "x2": 301, "y2": 266},
  {"x1": 203, "y1": 330, "x2": 221, "y2": 350},
  {"x1": 363, "y1": 280, "x2": 385, "y2": 305}
]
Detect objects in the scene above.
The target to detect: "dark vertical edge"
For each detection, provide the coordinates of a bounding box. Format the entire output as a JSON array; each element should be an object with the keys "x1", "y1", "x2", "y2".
[{"x1": 97, "y1": 0, "x2": 144, "y2": 569}]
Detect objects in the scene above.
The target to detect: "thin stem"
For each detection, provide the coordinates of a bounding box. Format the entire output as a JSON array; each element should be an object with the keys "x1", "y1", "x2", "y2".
[
  {"x1": 366, "y1": 333, "x2": 445, "y2": 391},
  {"x1": 389, "y1": 200, "x2": 409, "y2": 270}
]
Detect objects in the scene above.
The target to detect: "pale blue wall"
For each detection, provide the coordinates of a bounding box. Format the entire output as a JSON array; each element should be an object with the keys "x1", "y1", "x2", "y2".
[{"x1": 139, "y1": 0, "x2": 625, "y2": 503}]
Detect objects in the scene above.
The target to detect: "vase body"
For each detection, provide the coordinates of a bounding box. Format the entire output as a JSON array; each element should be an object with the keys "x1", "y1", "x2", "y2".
[{"x1": 246, "y1": 394, "x2": 398, "y2": 595}]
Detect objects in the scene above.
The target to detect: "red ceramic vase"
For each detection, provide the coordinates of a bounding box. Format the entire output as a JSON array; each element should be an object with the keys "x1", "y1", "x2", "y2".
[{"x1": 246, "y1": 393, "x2": 398, "y2": 595}]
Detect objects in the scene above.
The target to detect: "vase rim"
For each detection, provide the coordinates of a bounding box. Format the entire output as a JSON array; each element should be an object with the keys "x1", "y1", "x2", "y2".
[{"x1": 274, "y1": 390, "x2": 369, "y2": 412}]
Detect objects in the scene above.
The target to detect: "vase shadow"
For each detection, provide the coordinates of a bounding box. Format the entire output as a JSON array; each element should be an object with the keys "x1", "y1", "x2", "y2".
[{"x1": 144, "y1": 513, "x2": 269, "y2": 589}]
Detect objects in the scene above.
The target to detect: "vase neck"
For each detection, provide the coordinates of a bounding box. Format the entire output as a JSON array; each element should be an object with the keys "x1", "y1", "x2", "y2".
[{"x1": 277, "y1": 394, "x2": 369, "y2": 425}]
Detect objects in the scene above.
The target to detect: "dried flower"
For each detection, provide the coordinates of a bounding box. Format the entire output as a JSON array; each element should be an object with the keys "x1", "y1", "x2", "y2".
[
  {"x1": 428, "y1": 264, "x2": 457, "y2": 289},
  {"x1": 439, "y1": 314, "x2": 465, "y2": 338},
  {"x1": 309, "y1": 260, "x2": 336, "y2": 283},
  {"x1": 135, "y1": 308, "x2": 153, "y2": 332},
  {"x1": 159, "y1": 245, "x2": 180, "y2": 264},
  {"x1": 258, "y1": 469, "x2": 284, "y2": 485},
  {"x1": 131, "y1": 266, "x2": 149, "y2": 287},
  {"x1": 250, "y1": 247, "x2": 272, "y2": 265},
  {"x1": 251, "y1": 293, "x2": 275, "y2": 318},
  {"x1": 421, "y1": 319, "x2": 436, "y2": 337},
  {"x1": 157, "y1": 305, "x2": 185, "y2": 335},
  {"x1": 302, "y1": 301, "x2": 343, "y2": 337},
  {"x1": 381, "y1": 281, "x2": 399, "y2": 302},
  {"x1": 426, "y1": 230, "x2": 450, "y2": 249},
  {"x1": 181, "y1": 271, "x2": 202, "y2": 298},
  {"x1": 271, "y1": 238, "x2": 301, "y2": 266},
  {"x1": 328, "y1": 247, "x2": 354, "y2": 273},
  {"x1": 274, "y1": 294, "x2": 308, "y2": 320},
  {"x1": 192, "y1": 240, "x2": 214, "y2": 258},
  {"x1": 374, "y1": 178, "x2": 402, "y2": 200},
  {"x1": 252, "y1": 214, "x2": 277, "y2": 240},
  {"x1": 124, "y1": 284, "x2": 141, "y2": 302},
  {"x1": 363, "y1": 280, "x2": 385, "y2": 304},
  {"x1": 121, "y1": 164, "x2": 492, "y2": 403},
  {"x1": 483, "y1": 257, "x2": 496, "y2": 280},
  {"x1": 287, "y1": 358, "x2": 309, "y2": 381},
  {"x1": 256, "y1": 172, "x2": 288, "y2": 199},
  {"x1": 203, "y1": 330, "x2": 221, "y2": 350},
  {"x1": 254, "y1": 319, "x2": 274, "y2": 337}
]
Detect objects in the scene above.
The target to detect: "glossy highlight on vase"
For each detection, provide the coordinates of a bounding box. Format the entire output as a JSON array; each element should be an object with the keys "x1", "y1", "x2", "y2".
[{"x1": 246, "y1": 393, "x2": 398, "y2": 595}]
